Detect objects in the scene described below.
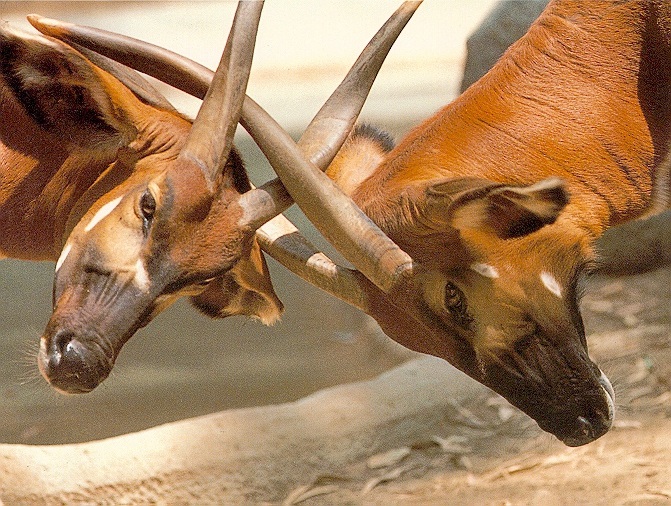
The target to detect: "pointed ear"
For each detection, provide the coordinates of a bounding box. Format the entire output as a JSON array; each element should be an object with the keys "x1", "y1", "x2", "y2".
[
  {"x1": 425, "y1": 177, "x2": 569, "y2": 239},
  {"x1": 0, "y1": 24, "x2": 136, "y2": 148},
  {"x1": 191, "y1": 241, "x2": 284, "y2": 325}
]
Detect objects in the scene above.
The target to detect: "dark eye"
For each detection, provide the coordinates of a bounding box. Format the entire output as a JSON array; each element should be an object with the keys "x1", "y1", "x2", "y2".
[
  {"x1": 444, "y1": 282, "x2": 473, "y2": 328},
  {"x1": 139, "y1": 190, "x2": 156, "y2": 233},
  {"x1": 140, "y1": 190, "x2": 156, "y2": 218}
]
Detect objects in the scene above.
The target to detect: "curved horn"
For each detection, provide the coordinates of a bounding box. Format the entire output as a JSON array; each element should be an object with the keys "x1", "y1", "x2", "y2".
[
  {"x1": 31, "y1": 2, "x2": 262, "y2": 185},
  {"x1": 242, "y1": 95, "x2": 417, "y2": 295},
  {"x1": 180, "y1": 1, "x2": 262, "y2": 184},
  {"x1": 27, "y1": 14, "x2": 212, "y2": 99},
  {"x1": 240, "y1": 0, "x2": 422, "y2": 230},
  {"x1": 29, "y1": 3, "x2": 421, "y2": 299},
  {"x1": 299, "y1": 1, "x2": 423, "y2": 169},
  {"x1": 69, "y1": 42, "x2": 177, "y2": 112},
  {"x1": 28, "y1": 1, "x2": 422, "y2": 222},
  {"x1": 257, "y1": 215, "x2": 372, "y2": 311}
]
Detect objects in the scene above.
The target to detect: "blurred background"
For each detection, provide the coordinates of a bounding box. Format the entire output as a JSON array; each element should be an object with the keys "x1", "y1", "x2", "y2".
[{"x1": 0, "y1": 1, "x2": 498, "y2": 444}]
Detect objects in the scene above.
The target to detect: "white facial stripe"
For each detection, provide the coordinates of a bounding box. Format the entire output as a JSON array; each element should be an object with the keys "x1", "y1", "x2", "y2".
[
  {"x1": 599, "y1": 370, "x2": 616, "y2": 422},
  {"x1": 540, "y1": 271, "x2": 562, "y2": 298},
  {"x1": 55, "y1": 243, "x2": 72, "y2": 272},
  {"x1": 134, "y1": 259, "x2": 150, "y2": 291},
  {"x1": 85, "y1": 196, "x2": 123, "y2": 232},
  {"x1": 470, "y1": 262, "x2": 499, "y2": 279}
]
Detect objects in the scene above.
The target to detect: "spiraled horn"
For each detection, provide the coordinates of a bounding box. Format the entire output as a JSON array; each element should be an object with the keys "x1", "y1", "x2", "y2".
[
  {"x1": 179, "y1": 1, "x2": 262, "y2": 185},
  {"x1": 28, "y1": 1, "x2": 422, "y2": 221}
]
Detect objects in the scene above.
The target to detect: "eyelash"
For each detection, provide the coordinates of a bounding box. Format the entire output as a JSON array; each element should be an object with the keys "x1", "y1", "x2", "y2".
[
  {"x1": 574, "y1": 260, "x2": 598, "y2": 302},
  {"x1": 444, "y1": 282, "x2": 473, "y2": 328},
  {"x1": 139, "y1": 190, "x2": 156, "y2": 235}
]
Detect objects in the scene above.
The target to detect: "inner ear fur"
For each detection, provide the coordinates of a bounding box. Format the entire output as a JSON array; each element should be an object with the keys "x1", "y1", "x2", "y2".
[
  {"x1": 0, "y1": 25, "x2": 136, "y2": 148},
  {"x1": 190, "y1": 241, "x2": 283, "y2": 325},
  {"x1": 424, "y1": 176, "x2": 569, "y2": 239}
]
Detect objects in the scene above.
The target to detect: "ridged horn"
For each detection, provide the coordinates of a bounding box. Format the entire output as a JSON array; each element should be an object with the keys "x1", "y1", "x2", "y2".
[
  {"x1": 27, "y1": 14, "x2": 212, "y2": 98},
  {"x1": 299, "y1": 1, "x2": 423, "y2": 169},
  {"x1": 240, "y1": 0, "x2": 422, "y2": 230},
  {"x1": 179, "y1": 1, "x2": 262, "y2": 184},
  {"x1": 28, "y1": 1, "x2": 422, "y2": 224},
  {"x1": 30, "y1": 2, "x2": 262, "y2": 185},
  {"x1": 29, "y1": 2, "x2": 421, "y2": 299},
  {"x1": 242, "y1": 95, "x2": 417, "y2": 295}
]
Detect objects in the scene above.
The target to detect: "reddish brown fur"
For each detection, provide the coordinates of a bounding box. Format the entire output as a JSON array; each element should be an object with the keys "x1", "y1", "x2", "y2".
[
  {"x1": 0, "y1": 68, "x2": 188, "y2": 259},
  {"x1": 354, "y1": 0, "x2": 671, "y2": 235},
  {"x1": 0, "y1": 24, "x2": 281, "y2": 393},
  {"x1": 326, "y1": 0, "x2": 671, "y2": 446}
]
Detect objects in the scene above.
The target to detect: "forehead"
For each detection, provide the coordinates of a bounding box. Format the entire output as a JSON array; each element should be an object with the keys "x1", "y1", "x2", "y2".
[{"x1": 463, "y1": 226, "x2": 593, "y2": 296}]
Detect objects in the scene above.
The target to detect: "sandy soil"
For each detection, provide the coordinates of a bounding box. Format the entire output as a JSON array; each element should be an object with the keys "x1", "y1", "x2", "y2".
[
  {"x1": 1, "y1": 107, "x2": 668, "y2": 506},
  {"x1": 2, "y1": 6, "x2": 670, "y2": 498},
  {"x1": 275, "y1": 266, "x2": 671, "y2": 506}
]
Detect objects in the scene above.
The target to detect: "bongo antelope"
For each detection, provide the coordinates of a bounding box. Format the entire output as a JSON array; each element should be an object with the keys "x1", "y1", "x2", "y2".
[
  {"x1": 0, "y1": 2, "x2": 418, "y2": 393},
  {"x1": 33, "y1": 0, "x2": 670, "y2": 447}
]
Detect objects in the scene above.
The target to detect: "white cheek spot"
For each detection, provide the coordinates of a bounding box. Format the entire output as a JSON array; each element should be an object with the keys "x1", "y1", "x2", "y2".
[
  {"x1": 84, "y1": 196, "x2": 123, "y2": 232},
  {"x1": 540, "y1": 271, "x2": 562, "y2": 298},
  {"x1": 55, "y1": 243, "x2": 72, "y2": 272},
  {"x1": 470, "y1": 262, "x2": 499, "y2": 279},
  {"x1": 134, "y1": 259, "x2": 150, "y2": 291}
]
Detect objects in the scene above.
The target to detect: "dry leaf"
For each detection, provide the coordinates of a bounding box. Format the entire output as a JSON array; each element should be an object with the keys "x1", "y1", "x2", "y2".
[
  {"x1": 367, "y1": 447, "x2": 411, "y2": 469},
  {"x1": 449, "y1": 401, "x2": 489, "y2": 428},
  {"x1": 455, "y1": 455, "x2": 473, "y2": 470},
  {"x1": 362, "y1": 465, "x2": 412, "y2": 494},
  {"x1": 283, "y1": 485, "x2": 338, "y2": 505},
  {"x1": 651, "y1": 391, "x2": 671, "y2": 405},
  {"x1": 431, "y1": 435, "x2": 472, "y2": 455}
]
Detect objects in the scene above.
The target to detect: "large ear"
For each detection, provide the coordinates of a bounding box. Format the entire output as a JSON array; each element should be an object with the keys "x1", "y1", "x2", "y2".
[
  {"x1": 191, "y1": 241, "x2": 284, "y2": 325},
  {"x1": 424, "y1": 176, "x2": 569, "y2": 239},
  {"x1": 0, "y1": 24, "x2": 136, "y2": 148}
]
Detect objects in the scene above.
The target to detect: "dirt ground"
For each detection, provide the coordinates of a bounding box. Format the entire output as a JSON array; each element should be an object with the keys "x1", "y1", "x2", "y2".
[
  {"x1": 0, "y1": 234, "x2": 667, "y2": 506},
  {"x1": 1, "y1": 116, "x2": 668, "y2": 506},
  {"x1": 277, "y1": 265, "x2": 671, "y2": 506}
]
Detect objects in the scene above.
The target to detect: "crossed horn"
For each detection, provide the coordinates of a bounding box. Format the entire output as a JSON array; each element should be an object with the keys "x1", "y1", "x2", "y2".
[{"x1": 30, "y1": 2, "x2": 438, "y2": 327}]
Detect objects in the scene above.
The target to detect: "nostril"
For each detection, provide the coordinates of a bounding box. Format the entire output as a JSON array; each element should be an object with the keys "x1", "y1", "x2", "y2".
[
  {"x1": 51, "y1": 330, "x2": 76, "y2": 359},
  {"x1": 48, "y1": 331, "x2": 75, "y2": 368}
]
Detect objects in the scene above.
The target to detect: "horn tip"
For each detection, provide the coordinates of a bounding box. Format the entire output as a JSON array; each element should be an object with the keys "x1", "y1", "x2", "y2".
[{"x1": 27, "y1": 14, "x2": 69, "y2": 37}]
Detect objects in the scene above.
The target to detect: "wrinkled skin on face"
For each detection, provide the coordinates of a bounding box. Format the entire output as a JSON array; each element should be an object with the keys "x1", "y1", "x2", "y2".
[
  {"x1": 41, "y1": 153, "x2": 282, "y2": 394},
  {"x1": 356, "y1": 176, "x2": 614, "y2": 446},
  {"x1": 0, "y1": 25, "x2": 282, "y2": 394}
]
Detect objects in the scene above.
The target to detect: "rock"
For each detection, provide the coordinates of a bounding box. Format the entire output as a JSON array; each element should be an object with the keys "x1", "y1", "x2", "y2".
[
  {"x1": 460, "y1": 0, "x2": 548, "y2": 93},
  {"x1": 596, "y1": 211, "x2": 671, "y2": 275}
]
